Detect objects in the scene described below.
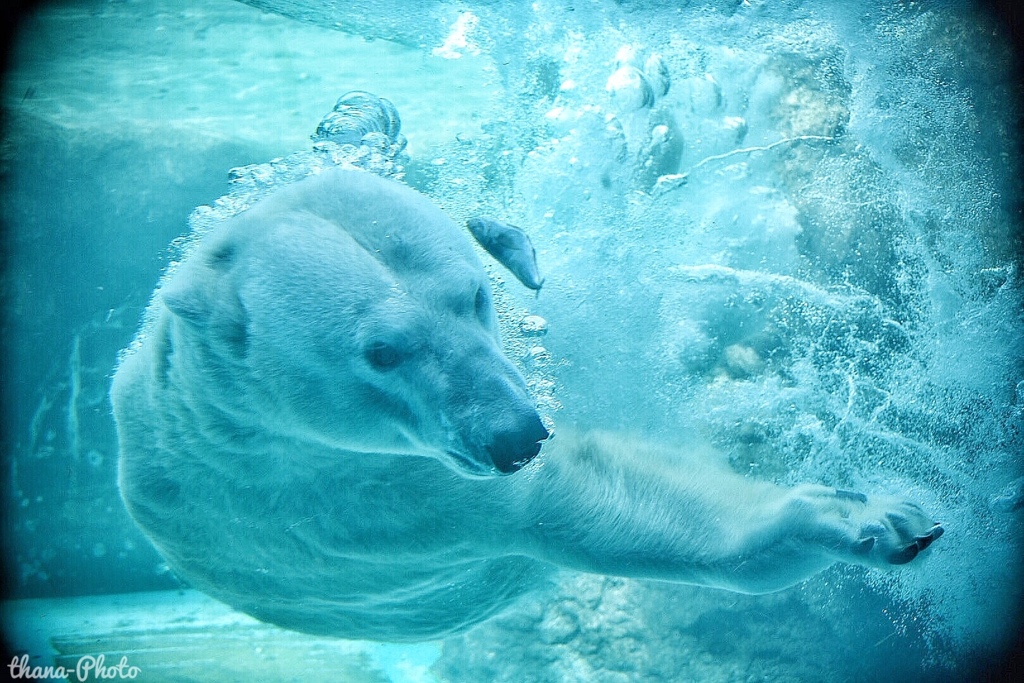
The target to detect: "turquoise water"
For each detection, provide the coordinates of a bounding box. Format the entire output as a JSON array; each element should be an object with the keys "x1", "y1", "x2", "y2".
[{"x1": 2, "y1": 0, "x2": 1022, "y2": 681}]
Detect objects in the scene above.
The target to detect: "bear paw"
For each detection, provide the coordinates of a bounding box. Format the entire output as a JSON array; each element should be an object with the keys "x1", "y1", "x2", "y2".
[
  {"x1": 785, "y1": 485, "x2": 943, "y2": 569},
  {"x1": 842, "y1": 490, "x2": 944, "y2": 567}
]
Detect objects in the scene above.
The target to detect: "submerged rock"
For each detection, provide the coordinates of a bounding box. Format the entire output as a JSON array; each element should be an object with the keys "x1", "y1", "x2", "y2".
[{"x1": 606, "y1": 47, "x2": 671, "y2": 113}]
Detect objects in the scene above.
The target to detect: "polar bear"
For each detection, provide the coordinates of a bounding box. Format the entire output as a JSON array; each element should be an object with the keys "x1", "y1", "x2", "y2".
[{"x1": 112, "y1": 168, "x2": 942, "y2": 641}]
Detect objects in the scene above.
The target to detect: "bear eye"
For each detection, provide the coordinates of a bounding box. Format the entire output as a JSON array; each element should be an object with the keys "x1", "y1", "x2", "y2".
[
  {"x1": 474, "y1": 285, "x2": 492, "y2": 325},
  {"x1": 365, "y1": 340, "x2": 403, "y2": 371}
]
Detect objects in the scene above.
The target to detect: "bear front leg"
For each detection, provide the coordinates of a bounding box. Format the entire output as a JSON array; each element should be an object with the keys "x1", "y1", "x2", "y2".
[{"x1": 511, "y1": 431, "x2": 943, "y2": 594}]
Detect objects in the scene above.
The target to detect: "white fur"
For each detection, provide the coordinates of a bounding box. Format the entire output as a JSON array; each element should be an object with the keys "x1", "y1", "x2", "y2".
[{"x1": 113, "y1": 168, "x2": 940, "y2": 641}]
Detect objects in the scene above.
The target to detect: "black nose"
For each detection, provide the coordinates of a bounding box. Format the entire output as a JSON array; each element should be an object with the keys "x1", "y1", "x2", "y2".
[{"x1": 487, "y1": 411, "x2": 549, "y2": 474}]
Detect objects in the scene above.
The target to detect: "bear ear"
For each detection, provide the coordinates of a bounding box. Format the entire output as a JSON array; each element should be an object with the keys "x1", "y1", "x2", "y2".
[
  {"x1": 160, "y1": 265, "x2": 249, "y2": 356},
  {"x1": 160, "y1": 271, "x2": 211, "y2": 326},
  {"x1": 160, "y1": 234, "x2": 241, "y2": 326}
]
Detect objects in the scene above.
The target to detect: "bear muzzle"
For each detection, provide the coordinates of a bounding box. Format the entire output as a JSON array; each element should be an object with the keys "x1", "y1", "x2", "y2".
[{"x1": 485, "y1": 410, "x2": 549, "y2": 474}]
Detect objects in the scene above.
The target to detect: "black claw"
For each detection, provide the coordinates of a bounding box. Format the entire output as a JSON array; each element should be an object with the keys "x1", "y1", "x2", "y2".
[
  {"x1": 835, "y1": 489, "x2": 868, "y2": 503},
  {"x1": 888, "y1": 543, "x2": 920, "y2": 565},
  {"x1": 853, "y1": 536, "x2": 876, "y2": 556},
  {"x1": 914, "y1": 524, "x2": 944, "y2": 552}
]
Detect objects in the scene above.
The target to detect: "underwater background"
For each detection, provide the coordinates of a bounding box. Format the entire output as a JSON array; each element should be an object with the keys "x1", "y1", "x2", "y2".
[{"x1": 1, "y1": 0, "x2": 1022, "y2": 681}]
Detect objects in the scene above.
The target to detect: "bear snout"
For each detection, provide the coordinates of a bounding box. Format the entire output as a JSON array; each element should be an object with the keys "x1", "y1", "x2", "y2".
[{"x1": 486, "y1": 411, "x2": 549, "y2": 474}]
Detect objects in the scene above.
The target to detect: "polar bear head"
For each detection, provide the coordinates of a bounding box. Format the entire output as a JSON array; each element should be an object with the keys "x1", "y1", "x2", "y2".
[{"x1": 157, "y1": 168, "x2": 548, "y2": 476}]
